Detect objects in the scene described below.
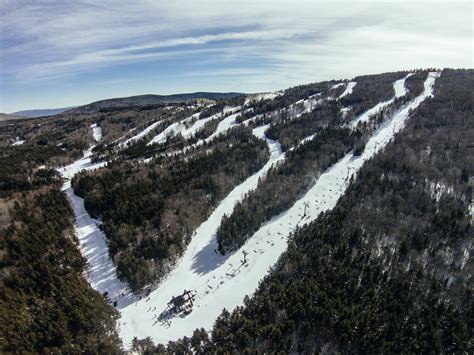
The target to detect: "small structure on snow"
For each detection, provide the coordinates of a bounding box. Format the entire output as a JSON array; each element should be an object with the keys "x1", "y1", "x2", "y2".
[{"x1": 165, "y1": 289, "x2": 196, "y2": 316}]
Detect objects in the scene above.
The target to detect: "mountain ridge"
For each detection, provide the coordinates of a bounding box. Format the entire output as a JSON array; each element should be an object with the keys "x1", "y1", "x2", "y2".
[
  {"x1": 66, "y1": 92, "x2": 244, "y2": 114},
  {"x1": 10, "y1": 107, "x2": 76, "y2": 118}
]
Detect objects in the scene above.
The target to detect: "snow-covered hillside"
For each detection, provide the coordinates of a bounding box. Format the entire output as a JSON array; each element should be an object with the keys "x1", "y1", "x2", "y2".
[{"x1": 60, "y1": 71, "x2": 441, "y2": 348}]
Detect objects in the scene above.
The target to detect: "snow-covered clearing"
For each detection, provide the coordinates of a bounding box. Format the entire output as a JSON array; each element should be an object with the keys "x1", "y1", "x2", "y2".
[
  {"x1": 147, "y1": 106, "x2": 241, "y2": 146},
  {"x1": 117, "y1": 71, "x2": 439, "y2": 346},
  {"x1": 340, "y1": 106, "x2": 351, "y2": 116},
  {"x1": 204, "y1": 109, "x2": 241, "y2": 141},
  {"x1": 59, "y1": 138, "x2": 133, "y2": 309},
  {"x1": 245, "y1": 91, "x2": 282, "y2": 104},
  {"x1": 90, "y1": 123, "x2": 102, "y2": 142},
  {"x1": 287, "y1": 95, "x2": 325, "y2": 120},
  {"x1": 331, "y1": 82, "x2": 345, "y2": 90},
  {"x1": 338, "y1": 81, "x2": 357, "y2": 99},
  {"x1": 350, "y1": 73, "x2": 413, "y2": 128}
]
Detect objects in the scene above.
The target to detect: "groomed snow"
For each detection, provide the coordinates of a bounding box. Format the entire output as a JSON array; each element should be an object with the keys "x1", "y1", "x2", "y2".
[
  {"x1": 117, "y1": 71, "x2": 439, "y2": 346},
  {"x1": 147, "y1": 106, "x2": 241, "y2": 146},
  {"x1": 338, "y1": 81, "x2": 357, "y2": 99},
  {"x1": 331, "y1": 82, "x2": 345, "y2": 90},
  {"x1": 59, "y1": 138, "x2": 132, "y2": 309},
  {"x1": 90, "y1": 123, "x2": 102, "y2": 142},
  {"x1": 350, "y1": 73, "x2": 413, "y2": 128},
  {"x1": 118, "y1": 124, "x2": 285, "y2": 346}
]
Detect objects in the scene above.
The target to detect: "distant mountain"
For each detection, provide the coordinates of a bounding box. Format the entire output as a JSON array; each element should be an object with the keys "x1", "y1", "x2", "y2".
[
  {"x1": 66, "y1": 92, "x2": 243, "y2": 113},
  {"x1": 0, "y1": 113, "x2": 26, "y2": 121},
  {"x1": 11, "y1": 107, "x2": 76, "y2": 118}
]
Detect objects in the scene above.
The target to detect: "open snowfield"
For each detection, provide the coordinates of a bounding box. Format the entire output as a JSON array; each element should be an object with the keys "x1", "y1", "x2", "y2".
[
  {"x1": 90, "y1": 123, "x2": 102, "y2": 142},
  {"x1": 60, "y1": 73, "x2": 439, "y2": 347},
  {"x1": 338, "y1": 81, "x2": 357, "y2": 98}
]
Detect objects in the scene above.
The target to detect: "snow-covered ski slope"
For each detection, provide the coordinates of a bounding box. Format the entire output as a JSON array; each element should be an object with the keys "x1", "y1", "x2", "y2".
[
  {"x1": 147, "y1": 111, "x2": 201, "y2": 145},
  {"x1": 116, "y1": 71, "x2": 439, "y2": 346},
  {"x1": 120, "y1": 118, "x2": 164, "y2": 147},
  {"x1": 59, "y1": 132, "x2": 133, "y2": 309},
  {"x1": 90, "y1": 123, "x2": 102, "y2": 142},
  {"x1": 60, "y1": 71, "x2": 439, "y2": 347},
  {"x1": 338, "y1": 81, "x2": 357, "y2": 98},
  {"x1": 147, "y1": 106, "x2": 241, "y2": 147},
  {"x1": 118, "y1": 123, "x2": 285, "y2": 345},
  {"x1": 350, "y1": 73, "x2": 413, "y2": 128}
]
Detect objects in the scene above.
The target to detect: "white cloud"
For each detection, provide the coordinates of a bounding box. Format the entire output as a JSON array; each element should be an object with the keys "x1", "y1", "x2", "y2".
[{"x1": 0, "y1": 0, "x2": 472, "y2": 111}]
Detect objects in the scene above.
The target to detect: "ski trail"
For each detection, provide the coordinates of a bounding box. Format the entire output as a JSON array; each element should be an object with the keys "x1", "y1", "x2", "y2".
[
  {"x1": 142, "y1": 106, "x2": 243, "y2": 161},
  {"x1": 338, "y1": 81, "x2": 357, "y2": 99},
  {"x1": 119, "y1": 124, "x2": 285, "y2": 345},
  {"x1": 143, "y1": 93, "x2": 327, "y2": 161},
  {"x1": 147, "y1": 112, "x2": 201, "y2": 145},
  {"x1": 157, "y1": 109, "x2": 243, "y2": 157},
  {"x1": 120, "y1": 119, "x2": 165, "y2": 147},
  {"x1": 90, "y1": 123, "x2": 102, "y2": 142},
  {"x1": 59, "y1": 133, "x2": 134, "y2": 309},
  {"x1": 244, "y1": 91, "x2": 282, "y2": 104},
  {"x1": 118, "y1": 71, "x2": 439, "y2": 346},
  {"x1": 147, "y1": 106, "x2": 241, "y2": 146},
  {"x1": 350, "y1": 73, "x2": 413, "y2": 128}
]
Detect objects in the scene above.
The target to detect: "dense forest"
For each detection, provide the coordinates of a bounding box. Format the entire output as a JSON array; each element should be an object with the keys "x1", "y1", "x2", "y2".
[
  {"x1": 72, "y1": 126, "x2": 269, "y2": 292},
  {"x1": 0, "y1": 144, "x2": 121, "y2": 352},
  {"x1": 132, "y1": 69, "x2": 473, "y2": 353}
]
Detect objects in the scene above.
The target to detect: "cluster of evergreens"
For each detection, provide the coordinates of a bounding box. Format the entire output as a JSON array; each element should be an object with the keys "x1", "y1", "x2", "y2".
[
  {"x1": 0, "y1": 184, "x2": 121, "y2": 353},
  {"x1": 192, "y1": 118, "x2": 220, "y2": 140},
  {"x1": 265, "y1": 100, "x2": 344, "y2": 150},
  {"x1": 0, "y1": 145, "x2": 65, "y2": 197}
]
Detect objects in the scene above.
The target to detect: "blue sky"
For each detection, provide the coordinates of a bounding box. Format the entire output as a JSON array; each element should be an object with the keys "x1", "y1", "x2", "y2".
[{"x1": 0, "y1": 0, "x2": 472, "y2": 113}]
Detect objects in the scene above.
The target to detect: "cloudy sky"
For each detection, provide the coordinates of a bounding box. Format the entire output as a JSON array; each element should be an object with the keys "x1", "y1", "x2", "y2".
[{"x1": 0, "y1": 0, "x2": 472, "y2": 113}]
